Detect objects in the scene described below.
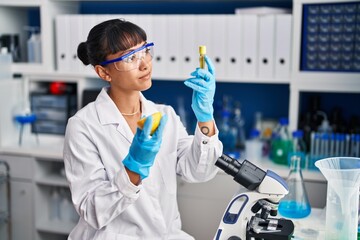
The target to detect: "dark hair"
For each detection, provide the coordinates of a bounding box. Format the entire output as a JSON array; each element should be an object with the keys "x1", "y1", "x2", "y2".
[{"x1": 77, "y1": 19, "x2": 147, "y2": 66}]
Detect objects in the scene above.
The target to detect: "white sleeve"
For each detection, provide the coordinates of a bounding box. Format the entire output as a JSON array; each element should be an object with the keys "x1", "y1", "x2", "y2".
[
  {"x1": 176, "y1": 118, "x2": 223, "y2": 183},
  {"x1": 63, "y1": 116, "x2": 141, "y2": 230}
]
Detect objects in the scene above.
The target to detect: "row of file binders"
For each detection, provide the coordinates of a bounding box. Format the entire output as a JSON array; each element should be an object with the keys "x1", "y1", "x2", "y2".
[{"x1": 55, "y1": 14, "x2": 293, "y2": 80}]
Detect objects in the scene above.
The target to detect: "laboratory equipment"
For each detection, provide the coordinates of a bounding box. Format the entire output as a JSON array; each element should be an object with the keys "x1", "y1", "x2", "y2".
[
  {"x1": 0, "y1": 47, "x2": 12, "y2": 80},
  {"x1": 0, "y1": 34, "x2": 20, "y2": 62},
  {"x1": 288, "y1": 130, "x2": 307, "y2": 168},
  {"x1": 245, "y1": 129, "x2": 263, "y2": 161},
  {"x1": 315, "y1": 157, "x2": 360, "y2": 240},
  {"x1": 219, "y1": 110, "x2": 237, "y2": 156},
  {"x1": 279, "y1": 155, "x2": 311, "y2": 218},
  {"x1": 0, "y1": 161, "x2": 10, "y2": 240},
  {"x1": 232, "y1": 102, "x2": 246, "y2": 156},
  {"x1": 24, "y1": 26, "x2": 42, "y2": 63},
  {"x1": 271, "y1": 117, "x2": 292, "y2": 165},
  {"x1": 14, "y1": 110, "x2": 38, "y2": 146},
  {"x1": 49, "y1": 187, "x2": 61, "y2": 220},
  {"x1": 199, "y1": 45, "x2": 206, "y2": 69},
  {"x1": 214, "y1": 154, "x2": 294, "y2": 240}
]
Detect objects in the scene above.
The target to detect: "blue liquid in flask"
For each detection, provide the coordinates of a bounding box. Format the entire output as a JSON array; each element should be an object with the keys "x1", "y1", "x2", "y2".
[
  {"x1": 279, "y1": 155, "x2": 311, "y2": 218},
  {"x1": 279, "y1": 200, "x2": 311, "y2": 218}
]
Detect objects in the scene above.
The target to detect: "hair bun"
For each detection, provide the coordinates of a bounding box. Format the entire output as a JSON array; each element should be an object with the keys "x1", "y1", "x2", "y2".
[{"x1": 77, "y1": 42, "x2": 90, "y2": 65}]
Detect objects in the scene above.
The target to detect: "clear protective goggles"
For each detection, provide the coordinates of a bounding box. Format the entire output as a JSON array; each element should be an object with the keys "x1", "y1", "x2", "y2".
[{"x1": 100, "y1": 42, "x2": 154, "y2": 72}]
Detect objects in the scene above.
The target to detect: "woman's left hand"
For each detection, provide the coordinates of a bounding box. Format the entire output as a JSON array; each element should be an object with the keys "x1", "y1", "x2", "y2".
[{"x1": 184, "y1": 55, "x2": 216, "y2": 123}]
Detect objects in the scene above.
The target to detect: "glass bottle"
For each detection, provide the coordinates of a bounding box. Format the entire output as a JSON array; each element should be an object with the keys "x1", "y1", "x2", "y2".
[
  {"x1": 278, "y1": 155, "x2": 311, "y2": 218},
  {"x1": 288, "y1": 130, "x2": 307, "y2": 169},
  {"x1": 219, "y1": 110, "x2": 237, "y2": 157},
  {"x1": 232, "y1": 102, "x2": 246, "y2": 157},
  {"x1": 271, "y1": 117, "x2": 292, "y2": 165}
]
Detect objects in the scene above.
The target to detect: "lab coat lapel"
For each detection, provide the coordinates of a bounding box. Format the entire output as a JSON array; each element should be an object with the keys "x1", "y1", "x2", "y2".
[
  {"x1": 95, "y1": 87, "x2": 134, "y2": 144},
  {"x1": 139, "y1": 93, "x2": 159, "y2": 118}
]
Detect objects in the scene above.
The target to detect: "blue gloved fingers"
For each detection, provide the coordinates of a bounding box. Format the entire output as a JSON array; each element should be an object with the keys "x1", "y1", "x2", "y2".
[
  {"x1": 152, "y1": 114, "x2": 168, "y2": 139},
  {"x1": 184, "y1": 79, "x2": 209, "y2": 93},
  {"x1": 190, "y1": 68, "x2": 214, "y2": 82},
  {"x1": 141, "y1": 115, "x2": 153, "y2": 139},
  {"x1": 204, "y1": 55, "x2": 215, "y2": 76}
]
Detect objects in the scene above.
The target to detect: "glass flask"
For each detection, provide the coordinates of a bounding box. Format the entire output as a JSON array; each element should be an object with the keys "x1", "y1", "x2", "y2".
[{"x1": 278, "y1": 155, "x2": 311, "y2": 218}]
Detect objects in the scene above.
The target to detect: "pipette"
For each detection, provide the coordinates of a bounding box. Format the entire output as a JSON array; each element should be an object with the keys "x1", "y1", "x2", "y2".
[{"x1": 199, "y1": 45, "x2": 206, "y2": 69}]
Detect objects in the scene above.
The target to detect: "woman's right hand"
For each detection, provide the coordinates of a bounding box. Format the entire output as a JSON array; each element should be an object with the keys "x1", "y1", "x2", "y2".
[{"x1": 122, "y1": 114, "x2": 168, "y2": 179}]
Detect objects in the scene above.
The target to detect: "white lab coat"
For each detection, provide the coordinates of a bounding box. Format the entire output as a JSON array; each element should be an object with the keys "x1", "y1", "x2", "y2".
[{"x1": 63, "y1": 87, "x2": 223, "y2": 240}]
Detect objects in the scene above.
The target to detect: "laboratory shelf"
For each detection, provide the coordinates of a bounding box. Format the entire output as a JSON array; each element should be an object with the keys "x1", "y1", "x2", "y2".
[{"x1": 35, "y1": 175, "x2": 68, "y2": 187}]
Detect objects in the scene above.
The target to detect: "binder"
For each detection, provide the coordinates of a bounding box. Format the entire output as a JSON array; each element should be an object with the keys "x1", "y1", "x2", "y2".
[
  {"x1": 180, "y1": 15, "x2": 197, "y2": 78},
  {"x1": 210, "y1": 15, "x2": 227, "y2": 79},
  {"x1": 55, "y1": 15, "x2": 70, "y2": 72},
  {"x1": 242, "y1": 14, "x2": 259, "y2": 78},
  {"x1": 152, "y1": 15, "x2": 168, "y2": 78},
  {"x1": 166, "y1": 15, "x2": 181, "y2": 78},
  {"x1": 258, "y1": 14, "x2": 275, "y2": 78},
  {"x1": 137, "y1": 15, "x2": 154, "y2": 43},
  {"x1": 274, "y1": 14, "x2": 292, "y2": 79},
  {"x1": 226, "y1": 15, "x2": 243, "y2": 79},
  {"x1": 68, "y1": 15, "x2": 83, "y2": 73},
  {"x1": 81, "y1": 15, "x2": 98, "y2": 75}
]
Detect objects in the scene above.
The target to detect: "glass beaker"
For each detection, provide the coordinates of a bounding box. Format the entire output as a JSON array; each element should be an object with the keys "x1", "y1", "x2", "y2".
[
  {"x1": 279, "y1": 155, "x2": 311, "y2": 218},
  {"x1": 315, "y1": 157, "x2": 360, "y2": 240}
]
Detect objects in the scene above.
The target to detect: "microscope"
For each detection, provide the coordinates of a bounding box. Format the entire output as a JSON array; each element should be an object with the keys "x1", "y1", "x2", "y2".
[{"x1": 214, "y1": 154, "x2": 294, "y2": 240}]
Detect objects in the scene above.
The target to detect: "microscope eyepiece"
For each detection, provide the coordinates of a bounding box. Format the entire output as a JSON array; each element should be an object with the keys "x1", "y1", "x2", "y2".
[{"x1": 215, "y1": 154, "x2": 266, "y2": 190}]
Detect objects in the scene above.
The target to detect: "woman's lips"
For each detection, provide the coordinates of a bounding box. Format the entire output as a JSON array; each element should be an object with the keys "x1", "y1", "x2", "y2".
[{"x1": 140, "y1": 73, "x2": 151, "y2": 80}]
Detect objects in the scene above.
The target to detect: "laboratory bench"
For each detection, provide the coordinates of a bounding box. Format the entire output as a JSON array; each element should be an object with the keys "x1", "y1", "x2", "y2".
[{"x1": 0, "y1": 135, "x2": 328, "y2": 240}]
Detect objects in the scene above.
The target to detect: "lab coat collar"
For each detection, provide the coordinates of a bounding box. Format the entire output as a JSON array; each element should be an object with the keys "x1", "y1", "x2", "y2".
[{"x1": 95, "y1": 87, "x2": 159, "y2": 142}]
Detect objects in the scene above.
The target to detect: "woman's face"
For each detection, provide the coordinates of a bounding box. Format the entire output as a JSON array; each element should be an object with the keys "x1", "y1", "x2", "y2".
[{"x1": 105, "y1": 41, "x2": 153, "y2": 92}]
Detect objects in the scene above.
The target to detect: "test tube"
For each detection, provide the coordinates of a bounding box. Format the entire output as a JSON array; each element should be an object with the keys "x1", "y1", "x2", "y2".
[
  {"x1": 340, "y1": 134, "x2": 345, "y2": 156},
  {"x1": 199, "y1": 45, "x2": 206, "y2": 69},
  {"x1": 330, "y1": 133, "x2": 335, "y2": 156},
  {"x1": 310, "y1": 132, "x2": 315, "y2": 160},
  {"x1": 345, "y1": 134, "x2": 350, "y2": 157},
  {"x1": 356, "y1": 134, "x2": 360, "y2": 158}
]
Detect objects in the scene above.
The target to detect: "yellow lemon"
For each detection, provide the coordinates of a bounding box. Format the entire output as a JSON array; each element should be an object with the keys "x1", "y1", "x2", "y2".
[{"x1": 137, "y1": 112, "x2": 162, "y2": 135}]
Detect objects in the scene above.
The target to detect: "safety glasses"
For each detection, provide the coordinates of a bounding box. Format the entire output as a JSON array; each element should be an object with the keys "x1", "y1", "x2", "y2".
[{"x1": 100, "y1": 42, "x2": 154, "y2": 72}]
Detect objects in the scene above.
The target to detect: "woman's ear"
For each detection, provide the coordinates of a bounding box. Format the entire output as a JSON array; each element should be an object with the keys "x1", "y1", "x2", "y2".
[{"x1": 95, "y1": 65, "x2": 111, "y2": 82}]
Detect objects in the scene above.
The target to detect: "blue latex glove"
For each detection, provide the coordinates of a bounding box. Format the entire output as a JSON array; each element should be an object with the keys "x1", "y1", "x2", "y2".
[
  {"x1": 122, "y1": 114, "x2": 168, "y2": 179},
  {"x1": 184, "y1": 55, "x2": 216, "y2": 122}
]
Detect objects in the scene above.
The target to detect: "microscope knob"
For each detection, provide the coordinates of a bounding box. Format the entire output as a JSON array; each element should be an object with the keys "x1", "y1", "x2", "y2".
[
  {"x1": 270, "y1": 209, "x2": 277, "y2": 216},
  {"x1": 251, "y1": 201, "x2": 262, "y2": 213},
  {"x1": 260, "y1": 208, "x2": 270, "y2": 219},
  {"x1": 228, "y1": 237, "x2": 241, "y2": 240}
]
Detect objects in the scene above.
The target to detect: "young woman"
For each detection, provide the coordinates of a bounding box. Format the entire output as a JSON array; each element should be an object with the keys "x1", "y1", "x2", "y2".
[{"x1": 63, "y1": 18, "x2": 223, "y2": 239}]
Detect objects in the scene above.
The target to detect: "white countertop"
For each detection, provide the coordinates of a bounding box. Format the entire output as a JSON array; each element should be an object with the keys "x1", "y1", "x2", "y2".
[{"x1": 280, "y1": 208, "x2": 326, "y2": 240}]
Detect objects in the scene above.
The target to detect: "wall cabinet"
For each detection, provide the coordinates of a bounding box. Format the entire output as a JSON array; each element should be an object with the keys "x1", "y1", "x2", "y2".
[{"x1": 0, "y1": 155, "x2": 35, "y2": 240}]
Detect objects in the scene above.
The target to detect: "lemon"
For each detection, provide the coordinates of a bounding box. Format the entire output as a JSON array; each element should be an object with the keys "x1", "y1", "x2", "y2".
[{"x1": 137, "y1": 112, "x2": 162, "y2": 135}]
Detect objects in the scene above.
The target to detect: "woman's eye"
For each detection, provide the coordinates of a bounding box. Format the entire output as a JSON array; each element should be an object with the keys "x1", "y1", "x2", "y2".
[
  {"x1": 145, "y1": 48, "x2": 150, "y2": 54},
  {"x1": 125, "y1": 55, "x2": 136, "y2": 63}
]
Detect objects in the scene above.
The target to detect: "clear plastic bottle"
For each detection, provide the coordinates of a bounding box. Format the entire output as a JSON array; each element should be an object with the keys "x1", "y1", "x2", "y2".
[
  {"x1": 245, "y1": 129, "x2": 263, "y2": 161},
  {"x1": 278, "y1": 155, "x2": 311, "y2": 218},
  {"x1": 288, "y1": 130, "x2": 307, "y2": 169},
  {"x1": 0, "y1": 47, "x2": 12, "y2": 80},
  {"x1": 271, "y1": 117, "x2": 292, "y2": 165},
  {"x1": 49, "y1": 187, "x2": 60, "y2": 221}
]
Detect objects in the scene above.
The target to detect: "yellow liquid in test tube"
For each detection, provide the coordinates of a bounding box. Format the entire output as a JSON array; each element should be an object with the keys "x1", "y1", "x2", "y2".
[{"x1": 199, "y1": 45, "x2": 206, "y2": 69}]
